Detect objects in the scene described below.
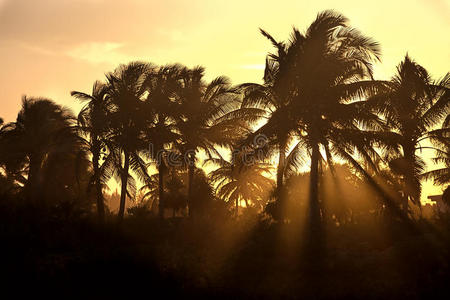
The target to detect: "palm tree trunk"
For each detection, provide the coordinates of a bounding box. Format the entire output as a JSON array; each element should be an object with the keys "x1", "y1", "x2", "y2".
[
  {"x1": 27, "y1": 153, "x2": 43, "y2": 204},
  {"x1": 92, "y1": 140, "x2": 104, "y2": 222},
  {"x1": 276, "y1": 140, "x2": 286, "y2": 192},
  {"x1": 309, "y1": 142, "x2": 321, "y2": 230},
  {"x1": 118, "y1": 151, "x2": 130, "y2": 220},
  {"x1": 402, "y1": 143, "x2": 418, "y2": 214},
  {"x1": 187, "y1": 154, "x2": 195, "y2": 218},
  {"x1": 158, "y1": 161, "x2": 165, "y2": 219}
]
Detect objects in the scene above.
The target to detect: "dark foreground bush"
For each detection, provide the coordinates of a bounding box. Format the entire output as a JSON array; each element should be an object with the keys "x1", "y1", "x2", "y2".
[{"x1": 1, "y1": 201, "x2": 449, "y2": 299}]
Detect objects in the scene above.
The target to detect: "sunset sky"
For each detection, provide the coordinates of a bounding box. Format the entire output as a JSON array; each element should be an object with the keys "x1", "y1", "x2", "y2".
[{"x1": 0, "y1": 0, "x2": 449, "y2": 200}]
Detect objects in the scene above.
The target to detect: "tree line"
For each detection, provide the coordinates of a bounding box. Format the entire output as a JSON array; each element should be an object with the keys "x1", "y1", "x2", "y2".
[{"x1": 0, "y1": 10, "x2": 448, "y2": 227}]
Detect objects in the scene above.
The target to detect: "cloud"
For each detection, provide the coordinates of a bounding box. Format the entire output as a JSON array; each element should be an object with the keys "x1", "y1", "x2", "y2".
[
  {"x1": 66, "y1": 42, "x2": 133, "y2": 64},
  {"x1": 18, "y1": 43, "x2": 58, "y2": 56}
]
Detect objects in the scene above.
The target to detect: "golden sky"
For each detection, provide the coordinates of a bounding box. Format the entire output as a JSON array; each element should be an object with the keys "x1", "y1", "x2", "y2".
[{"x1": 0, "y1": 0, "x2": 449, "y2": 199}]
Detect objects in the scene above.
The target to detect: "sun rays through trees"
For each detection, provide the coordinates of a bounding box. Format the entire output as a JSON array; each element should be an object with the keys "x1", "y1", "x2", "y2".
[{"x1": 0, "y1": 9, "x2": 449, "y2": 298}]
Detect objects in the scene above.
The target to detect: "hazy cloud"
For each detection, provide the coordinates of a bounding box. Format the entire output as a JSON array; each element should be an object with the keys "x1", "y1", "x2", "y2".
[{"x1": 66, "y1": 42, "x2": 133, "y2": 64}]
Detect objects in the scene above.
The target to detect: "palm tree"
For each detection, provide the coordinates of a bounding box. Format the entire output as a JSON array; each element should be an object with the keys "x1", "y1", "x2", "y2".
[
  {"x1": 140, "y1": 168, "x2": 187, "y2": 217},
  {"x1": 421, "y1": 115, "x2": 450, "y2": 187},
  {"x1": 239, "y1": 54, "x2": 298, "y2": 195},
  {"x1": 207, "y1": 155, "x2": 274, "y2": 215},
  {"x1": 139, "y1": 173, "x2": 159, "y2": 211},
  {"x1": 175, "y1": 66, "x2": 250, "y2": 217},
  {"x1": 368, "y1": 56, "x2": 450, "y2": 213},
  {"x1": 0, "y1": 97, "x2": 80, "y2": 203},
  {"x1": 141, "y1": 64, "x2": 184, "y2": 219},
  {"x1": 0, "y1": 117, "x2": 22, "y2": 200},
  {"x1": 71, "y1": 81, "x2": 111, "y2": 221},
  {"x1": 255, "y1": 10, "x2": 383, "y2": 228},
  {"x1": 140, "y1": 166, "x2": 214, "y2": 217},
  {"x1": 105, "y1": 62, "x2": 152, "y2": 220}
]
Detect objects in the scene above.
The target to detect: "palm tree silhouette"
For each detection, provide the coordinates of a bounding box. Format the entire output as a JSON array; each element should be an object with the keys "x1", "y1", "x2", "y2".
[
  {"x1": 141, "y1": 64, "x2": 184, "y2": 219},
  {"x1": 71, "y1": 81, "x2": 111, "y2": 221},
  {"x1": 253, "y1": 10, "x2": 383, "y2": 228},
  {"x1": 175, "y1": 66, "x2": 249, "y2": 217},
  {"x1": 368, "y1": 55, "x2": 449, "y2": 213},
  {"x1": 105, "y1": 62, "x2": 152, "y2": 220},
  {"x1": 0, "y1": 97, "x2": 78, "y2": 202},
  {"x1": 140, "y1": 165, "x2": 215, "y2": 217},
  {"x1": 0, "y1": 118, "x2": 23, "y2": 199},
  {"x1": 207, "y1": 154, "x2": 274, "y2": 215},
  {"x1": 239, "y1": 51, "x2": 298, "y2": 197},
  {"x1": 140, "y1": 167, "x2": 187, "y2": 217},
  {"x1": 421, "y1": 115, "x2": 450, "y2": 186}
]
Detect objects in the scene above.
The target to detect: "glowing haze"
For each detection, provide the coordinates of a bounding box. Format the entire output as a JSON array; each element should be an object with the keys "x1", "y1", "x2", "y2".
[{"x1": 0, "y1": 0, "x2": 449, "y2": 200}]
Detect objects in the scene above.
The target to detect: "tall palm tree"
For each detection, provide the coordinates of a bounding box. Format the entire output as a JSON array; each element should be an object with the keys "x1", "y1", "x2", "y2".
[
  {"x1": 106, "y1": 62, "x2": 152, "y2": 220},
  {"x1": 0, "y1": 97, "x2": 79, "y2": 202},
  {"x1": 238, "y1": 54, "x2": 298, "y2": 195},
  {"x1": 255, "y1": 10, "x2": 383, "y2": 228},
  {"x1": 71, "y1": 81, "x2": 111, "y2": 221},
  {"x1": 175, "y1": 66, "x2": 250, "y2": 217},
  {"x1": 141, "y1": 64, "x2": 184, "y2": 219},
  {"x1": 368, "y1": 56, "x2": 449, "y2": 213},
  {"x1": 207, "y1": 155, "x2": 274, "y2": 215}
]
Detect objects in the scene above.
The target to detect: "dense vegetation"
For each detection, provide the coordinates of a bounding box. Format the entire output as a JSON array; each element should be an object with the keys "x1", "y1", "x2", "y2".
[{"x1": 0, "y1": 10, "x2": 449, "y2": 298}]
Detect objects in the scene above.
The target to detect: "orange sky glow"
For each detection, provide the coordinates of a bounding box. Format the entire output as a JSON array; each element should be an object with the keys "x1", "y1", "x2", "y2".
[{"x1": 0, "y1": 0, "x2": 449, "y2": 201}]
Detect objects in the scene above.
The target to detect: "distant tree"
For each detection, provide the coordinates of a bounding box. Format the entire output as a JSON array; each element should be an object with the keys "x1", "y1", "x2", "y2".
[
  {"x1": 139, "y1": 173, "x2": 160, "y2": 211},
  {"x1": 140, "y1": 167, "x2": 213, "y2": 217},
  {"x1": 207, "y1": 155, "x2": 274, "y2": 215},
  {"x1": 143, "y1": 168, "x2": 187, "y2": 217},
  {"x1": 164, "y1": 169, "x2": 187, "y2": 217},
  {"x1": 189, "y1": 169, "x2": 217, "y2": 216}
]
